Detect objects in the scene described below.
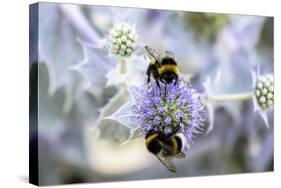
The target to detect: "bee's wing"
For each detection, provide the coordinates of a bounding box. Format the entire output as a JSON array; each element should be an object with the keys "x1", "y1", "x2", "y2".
[
  {"x1": 159, "y1": 141, "x2": 186, "y2": 159},
  {"x1": 164, "y1": 50, "x2": 175, "y2": 59},
  {"x1": 158, "y1": 140, "x2": 174, "y2": 153},
  {"x1": 145, "y1": 45, "x2": 161, "y2": 62},
  {"x1": 145, "y1": 46, "x2": 175, "y2": 62},
  {"x1": 156, "y1": 151, "x2": 177, "y2": 172},
  {"x1": 174, "y1": 152, "x2": 185, "y2": 159}
]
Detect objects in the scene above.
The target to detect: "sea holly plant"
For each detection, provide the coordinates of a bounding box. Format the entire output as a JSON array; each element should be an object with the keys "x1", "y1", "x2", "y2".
[
  {"x1": 62, "y1": 4, "x2": 147, "y2": 92},
  {"x1": 104, "y1": 16, "x2": 273, "y2": 149},
  {"x1": 104, "y1": 22, "x2": 148, "y2": 87},
  {"x1": 106, "y1": 77, "x2": 207, "y2": 150},
  {"x1": 203, "y1": 69, "x2": 274, "y2": 132},
  {"x1": 77, "y1": 19, "x2": 147, "y2": 88},
  {"x1": 252, "y1": 68, "x2": 274, "y2": 128},
  {"x1": 34, "y1": 3, "x2": 274, "y2": 180},
  {"x1": 107, "y1": 62, "x2": 274, "y2": 147},
  {"x1": 200, "y1": 15, "x2": 271, "y2": 133}
]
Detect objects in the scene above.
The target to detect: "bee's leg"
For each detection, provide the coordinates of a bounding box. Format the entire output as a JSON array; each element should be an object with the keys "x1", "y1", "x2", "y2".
[
  {"x1": 147, "y1": 75, "x2": 150, "y2": 84},
  {"x1": 164, "y1": 83, "x2": 167, "y2": 99},
  {"x1": 159, "y1": 78, "x2": 166, "y2": 98},
  {"x1": 167, "y1": 125, "x2": 181, "y2": 140},
  {"x1": 147, "y1": 75, "x2": 151, "y2": 89},
  {"x1": 167, "y1": 117, "x2": 183, "y2": 139},
  {"x1": 173, "y1": 125, "x2": 181, "y2": 135},
  {"x1": 156, "y1": 79, "x2": 161, "y2": 96},
  {"x1": 146, "y1": 66, "x2": 152, "y2": 85},
  {"x1": 174, "y1": 75, "x2": 178, "y2": 86}
]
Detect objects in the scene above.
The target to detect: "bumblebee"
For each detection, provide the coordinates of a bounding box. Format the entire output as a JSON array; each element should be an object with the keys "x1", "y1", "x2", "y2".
[
  {"x1": 145, "y1": 46, "x2": 180, "y2": 90},
  {"x1": 145, "y1": 126, "x2": 186, "y2": 172}
]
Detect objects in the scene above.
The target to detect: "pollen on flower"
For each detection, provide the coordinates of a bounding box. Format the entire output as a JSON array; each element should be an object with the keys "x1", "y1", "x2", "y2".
[
  {"x1": 109, "y1": 23, "x2": 138, "y2": 57},
  {"x1": 255, "y1": 74, "x2": 274, "y2": 110},
  {"x1": 133, "y1": 78, "x2": 206, "y2": 150}
]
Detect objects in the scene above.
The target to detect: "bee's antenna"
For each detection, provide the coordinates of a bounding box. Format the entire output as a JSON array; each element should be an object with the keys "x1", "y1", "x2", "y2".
[{"x1": 145, "y1": 45, "x2": 159, "y2": 61}]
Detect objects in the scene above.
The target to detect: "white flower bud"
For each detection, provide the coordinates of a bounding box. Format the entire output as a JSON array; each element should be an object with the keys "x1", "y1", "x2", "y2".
[
  {"x1": 255, "y1": 74, "x2": 274, "y2": 110},
  {"x1": 109, "y1": 23, "x2": 138, "y2": 56}
]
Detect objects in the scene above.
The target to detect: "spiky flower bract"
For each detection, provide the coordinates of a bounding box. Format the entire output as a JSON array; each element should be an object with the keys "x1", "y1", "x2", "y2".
[
  {"x1": 133, "y1": 78, "x2": 206, "y2": 150},
  {"x1": 109, "y1": 23, "x2": 138, "y2": 57}
]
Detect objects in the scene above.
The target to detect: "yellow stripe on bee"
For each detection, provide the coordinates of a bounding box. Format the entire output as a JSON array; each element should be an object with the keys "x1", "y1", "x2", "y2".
[
  {"x1": 145, "y1": 133, "x2": 159, "y2": 146},
  {"x1": 158, "y1": 64, "x2": 179, "y2": 74}
]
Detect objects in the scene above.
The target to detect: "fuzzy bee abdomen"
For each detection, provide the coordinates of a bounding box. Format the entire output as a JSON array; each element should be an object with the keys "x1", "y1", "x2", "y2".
[{"x1": 145, "y1": 133, "x2": 162, "y2": 154}]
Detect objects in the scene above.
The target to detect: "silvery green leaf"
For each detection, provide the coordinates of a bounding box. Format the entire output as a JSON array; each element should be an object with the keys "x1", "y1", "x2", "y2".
[
  {"x1": 104, "y1": 79, "x2": 145, "y2": 128},
  {"x1": 88, "y1": 7, "x2": 112, "y2": 33},
  {"x1": 72, "y1": 88, "x2": 100, "y2": 124},
  {"x1": 127, "y1": 83, "x2": 143, "y2": 104},
  {"x1": 34, "y1": 63, "x2": 90, "y2": 176},
  {"x1": 98, "y1": 86, "x2": 129, "y2": 118},
  {"x1": 203, "y1": 69, "x2": 244, "y2": 132},
  {"x1": 105, "y1": 101, "x2": 139, "y2": 129},
  {"x1": 203, "y1": 71, "x2": 220, "y2": 133},
  {"x1": 37, "y1": 62, "x2": 65, "y2": 135},
  {"x1": 105, "y1": 55, "x2": 148, "y2": 87},
  {"x1": 60, "y1": 4, "x2": 101, "y2": 43},
  {"x1": 90, "y1": 87, "x2": 132, "y2": 142},
  {"x1": 95, "y1": 120, "x2": 130, "y2": 144},
  {"x1": 105, "y1": 62, "x2": 124, "y2": 87},
  {"x1": 257, "y1": 110, "x2": 270, "y2": 129},
  {"x1": 203, "y1": 70, "x2": 221, "y2": 96},
  {"x1": 121, "y1": 127, "x2": 144, "y2": 146},
  {"x1": 125, "y1": 55, "x2": 149, "y2": 86},
  {"x1": 71, "y1": 43, "x2": 113, "y2": 97},
  {"x1": 39, "y1": 3, "x2": 83, "y2": 96},
  {"x1": 205, "y1": 104, "x2": 215, "y2": 134}
]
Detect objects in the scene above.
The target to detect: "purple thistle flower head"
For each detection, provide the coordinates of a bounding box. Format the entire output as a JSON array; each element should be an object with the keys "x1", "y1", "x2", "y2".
[{"x1": 133, "y1": 78, "x2": 206, "y2": 150}]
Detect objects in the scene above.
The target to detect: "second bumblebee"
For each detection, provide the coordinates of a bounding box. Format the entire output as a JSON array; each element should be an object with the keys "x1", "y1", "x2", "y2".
[{"x1": 145, "y1": 125, "x2": 186, "y2": 172}]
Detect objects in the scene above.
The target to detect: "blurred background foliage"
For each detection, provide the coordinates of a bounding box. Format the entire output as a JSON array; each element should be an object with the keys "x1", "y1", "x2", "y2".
[{"x1": 29, "y1": 2, "x2": 273, "y2": 186}]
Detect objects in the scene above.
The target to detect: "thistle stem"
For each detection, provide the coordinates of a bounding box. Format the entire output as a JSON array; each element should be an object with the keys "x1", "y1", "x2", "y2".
[{"x1": 207, "y1": 92, "x2": 254, "y2": 104}]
